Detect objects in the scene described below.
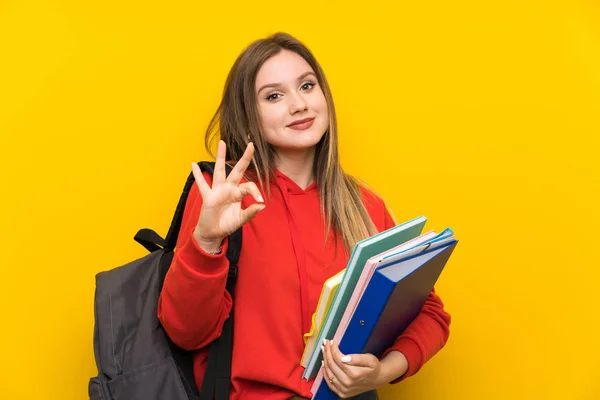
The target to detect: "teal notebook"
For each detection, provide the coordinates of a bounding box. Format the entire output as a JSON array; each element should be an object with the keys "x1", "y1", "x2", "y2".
[{"x1": 302, "y1": 215, "x2": 427, "y2": 380}]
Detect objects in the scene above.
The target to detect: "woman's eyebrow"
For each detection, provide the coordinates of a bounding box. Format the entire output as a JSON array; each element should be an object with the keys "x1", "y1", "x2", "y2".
[{"x1": 257, "y1": 71, "x2": 317, "y2": 95}]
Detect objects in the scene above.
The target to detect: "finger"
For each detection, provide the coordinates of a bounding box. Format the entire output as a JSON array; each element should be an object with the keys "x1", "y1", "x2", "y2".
[
  {"x1": 325, "y1": 340, "x2": 351, "y2": 388},
  {"x1": 237, "y1": 182, "x2": 264, "y2": 204},
  {"x1": 191, "y1": 162, "x2": 210, "y2": 198},
  {"x1": 213, "y1": 140, "x2": 227, "y2": 185},
  {"x1": 322, "y1": 348, "x2": 335, "y2": 384},
  {"x1": 328, "y1": 340, "x2": 357, "y2": 377},
  {"x1": 331, "y1": 340, "x2": 377, "y2": 369},
  {"x1": 339, "y1": 352, "x2": 377, "y2": 369},
  {"x1": 227, "y1": 142, "x2": 254, "y2": 184},
  {"x1": 323, "y1": 369, "x2": 342, "y2": 397},
  {"x1": 239, "y1": 203, "x2": 266, "y2": 225},
  {"x1": 322, "y1": 351, "x2": 344, "y2": 396}
]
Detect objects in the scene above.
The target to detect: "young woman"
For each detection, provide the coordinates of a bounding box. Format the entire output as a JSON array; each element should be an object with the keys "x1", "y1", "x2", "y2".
[{"x1": 158, "y1": 32, "x2": 451, "y2": 400}]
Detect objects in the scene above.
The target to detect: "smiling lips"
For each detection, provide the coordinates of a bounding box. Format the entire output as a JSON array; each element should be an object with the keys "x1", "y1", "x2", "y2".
[{"x1": 287, "y1": 117, "x2": 315, "y2": 131}]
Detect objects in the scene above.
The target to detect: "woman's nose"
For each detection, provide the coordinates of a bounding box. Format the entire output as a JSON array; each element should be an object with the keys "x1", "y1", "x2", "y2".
[{"x1": 288, "y1": 92, "x2": 308, "y2": 114}]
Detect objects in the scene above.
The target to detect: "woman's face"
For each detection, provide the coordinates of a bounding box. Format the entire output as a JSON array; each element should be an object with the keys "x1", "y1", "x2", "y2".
[{"x1": 255, "y1": 50, "x2": 329, "y2": 154}]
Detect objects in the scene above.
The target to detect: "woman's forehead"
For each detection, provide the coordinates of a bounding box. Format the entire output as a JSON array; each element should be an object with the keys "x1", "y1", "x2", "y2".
[{"x1": 255, "y1": 50, "x2": 314, "y2": 87}]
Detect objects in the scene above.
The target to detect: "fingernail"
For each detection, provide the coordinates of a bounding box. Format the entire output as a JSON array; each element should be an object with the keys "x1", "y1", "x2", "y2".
[
  {"x1": 258, "y1": 195, "x2": 264, "y2": 203},
  {"x1": 321, "y1": 360, "x2": 324, "y2": 367},
  {"x1": 321, "y1": 345, "x2": 324, "y2": 353},
  {"x1": 323, "y1": 338, "x2": 327, "y2": 346},
  {"x1": 341, "y1": 355, "x2": 352, "y2": 363}
]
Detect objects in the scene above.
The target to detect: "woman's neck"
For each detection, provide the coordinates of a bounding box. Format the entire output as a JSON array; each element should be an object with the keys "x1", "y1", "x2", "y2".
[{"x1": 274, "y1": 147, "x2": 316, "y2": 190}]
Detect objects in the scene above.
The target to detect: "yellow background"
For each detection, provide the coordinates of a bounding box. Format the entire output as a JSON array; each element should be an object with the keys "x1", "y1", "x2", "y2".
[{"x1": 1, "y1": 1, "x2": 599, "y2": 399}]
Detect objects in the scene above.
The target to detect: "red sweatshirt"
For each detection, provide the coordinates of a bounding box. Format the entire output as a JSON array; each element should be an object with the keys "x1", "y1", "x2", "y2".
[{"x1": 158, "y1": 169, "x2": 451, "y2": 400}]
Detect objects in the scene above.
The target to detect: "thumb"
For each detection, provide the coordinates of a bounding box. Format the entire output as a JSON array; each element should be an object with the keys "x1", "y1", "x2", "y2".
[
  {"x1": 240, "y1": 203, "x2": 266, "y2": 225},
  {"x1": 340, "y1": 353, "x2": 378, "y2": 368}
]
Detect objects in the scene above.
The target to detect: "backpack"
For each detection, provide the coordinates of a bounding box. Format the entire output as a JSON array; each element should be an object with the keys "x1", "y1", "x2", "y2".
[{"x1": 88, "y1": 161, "x2": 240, "y2": 400}]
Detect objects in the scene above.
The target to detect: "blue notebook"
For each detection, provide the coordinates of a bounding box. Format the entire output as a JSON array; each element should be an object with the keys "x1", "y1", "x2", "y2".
[{"x1": 311, "y1": 240, "x2": 458, "y2": 400}]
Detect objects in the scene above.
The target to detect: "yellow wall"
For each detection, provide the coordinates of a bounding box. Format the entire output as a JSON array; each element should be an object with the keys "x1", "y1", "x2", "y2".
[{"x1": 1, "y1": 1, "x2": 598, "y2": 399}]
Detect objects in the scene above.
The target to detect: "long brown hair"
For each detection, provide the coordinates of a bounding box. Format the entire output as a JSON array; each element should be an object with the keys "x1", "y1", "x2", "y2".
[{"x1": 205, "y1": 32, "x2": 379, "y2": 255}]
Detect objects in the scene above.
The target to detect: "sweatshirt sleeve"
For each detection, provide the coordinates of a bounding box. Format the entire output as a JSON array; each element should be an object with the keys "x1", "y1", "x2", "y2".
[
  {"x1": 379, "y1": 198, "x2": 452, "y2": 383},
  {"x1": 157, "y1": 171, "x2": 233, "y2": 351}
]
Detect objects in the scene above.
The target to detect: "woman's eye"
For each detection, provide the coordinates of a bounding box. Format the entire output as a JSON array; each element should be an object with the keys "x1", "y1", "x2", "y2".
[
  {"x1": 301, "y1": 82, "x2": 316, "y2": 90},
  {"x1": 266, "y1": 93, "x2": 281, "y2": 101}
]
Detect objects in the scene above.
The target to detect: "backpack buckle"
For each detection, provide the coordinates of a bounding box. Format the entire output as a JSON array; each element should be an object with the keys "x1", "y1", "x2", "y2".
[{"x1": 227, "y1": 265, "x2": 238, "y2": 282}]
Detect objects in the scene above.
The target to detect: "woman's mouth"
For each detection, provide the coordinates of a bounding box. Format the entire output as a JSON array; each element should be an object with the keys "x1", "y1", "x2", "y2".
[{"x1": 287, "y1": 117, "x2": 315, "y2": 131}]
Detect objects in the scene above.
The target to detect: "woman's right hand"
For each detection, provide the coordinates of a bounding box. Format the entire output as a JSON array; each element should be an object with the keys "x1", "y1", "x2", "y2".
[{"x1": 191, "y1": 140, "x2": 265, "y2": 253}]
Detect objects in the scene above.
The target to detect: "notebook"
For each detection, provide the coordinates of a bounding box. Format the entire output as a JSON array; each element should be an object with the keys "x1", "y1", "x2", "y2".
[{"x1": 300, "y1": 268, "x2": 345, "y2": 367}]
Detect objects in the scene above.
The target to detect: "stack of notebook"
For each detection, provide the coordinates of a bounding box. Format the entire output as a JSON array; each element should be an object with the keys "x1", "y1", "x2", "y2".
[{"x1": 300, "y1": 216, "x2": 458, "y2": 400}]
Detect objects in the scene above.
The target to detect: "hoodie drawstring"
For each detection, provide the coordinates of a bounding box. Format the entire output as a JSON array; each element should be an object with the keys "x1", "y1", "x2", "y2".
[{"x1": 276, "y1": 175, "x2": 312, "y2": 336}]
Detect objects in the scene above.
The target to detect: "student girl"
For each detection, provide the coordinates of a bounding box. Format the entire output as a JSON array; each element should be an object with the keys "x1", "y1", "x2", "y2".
[{"x1": 158, "y1": 32, "x2": 450, "y2": 400}]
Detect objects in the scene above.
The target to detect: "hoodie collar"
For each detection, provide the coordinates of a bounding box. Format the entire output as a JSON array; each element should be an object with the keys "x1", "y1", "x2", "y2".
[{"x1": 274, "y1": 169, "x2": 317, "y2": 195}]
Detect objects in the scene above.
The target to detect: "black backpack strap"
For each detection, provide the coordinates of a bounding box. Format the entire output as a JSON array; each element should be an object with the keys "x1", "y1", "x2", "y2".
[
  {"x1": 136, "y1": 162, "x2": 222, "y2": 254},
  {"x1": 165, "y1": 161, "x2": 234, "y2": 251},
  {"x1": 201, "y1": 225, "x2": 241, "y2": 400},
  {"x1": 162, "y1": 161, "x2": 241, "y2": 400},
  {"x1": 134, "y1": 228, "x2": 166, "y2": 252}
]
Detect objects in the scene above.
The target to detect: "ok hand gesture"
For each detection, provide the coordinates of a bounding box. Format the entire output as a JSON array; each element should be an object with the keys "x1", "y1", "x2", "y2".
[{"x1": 191, "y1": 140, "x2": 265, "y2": 252}]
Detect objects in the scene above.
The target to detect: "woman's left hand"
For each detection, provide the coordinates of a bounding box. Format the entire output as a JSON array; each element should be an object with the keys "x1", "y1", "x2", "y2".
[{"x1": 321, "y1": 339, "x2": 384, "y2": 398}]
